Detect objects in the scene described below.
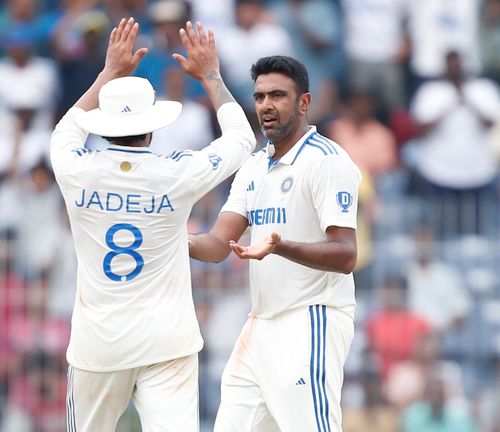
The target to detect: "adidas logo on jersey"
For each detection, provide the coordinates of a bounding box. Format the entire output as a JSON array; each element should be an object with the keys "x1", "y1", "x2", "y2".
[
  {"x1": 246, "y1": 181, "x2": 255, "y2": 191},
  {"x1": 295, "y1": 378, "x2": 306, "y2": 386},
  {"x1": 121, "y1": 105, "x2": 132, "y2": 113}
]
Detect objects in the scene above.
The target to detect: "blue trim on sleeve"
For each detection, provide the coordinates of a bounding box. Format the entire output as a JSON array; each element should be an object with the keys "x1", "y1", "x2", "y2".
[
  {"x1": 169, "y1": 150, "x2": 194, "y2": 161},
  {"x1": 107, "y1": 148, "x2": 152, "y2": 154}
]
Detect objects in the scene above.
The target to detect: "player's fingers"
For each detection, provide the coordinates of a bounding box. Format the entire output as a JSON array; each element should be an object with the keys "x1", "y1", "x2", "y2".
[
  {"x1": 132, "y1": 47, "x2": 148, "y2": 67},
  {"x1": 208, "y1": 28, "x2": 215, "y2": 49},
  {"x1": 108, "y1": 27, "x2": 117, "y2": 47},
  {"x1": 230, "y1": 242, "x2": 248, "y2": 256},
  {"x1": 115, "y1": 18, "x2": 127, "y2": 42},
  {"x1": 120, "y1": 17, "x2": 135, "y2": 43},
  {"x1": 125, "y1": 22, "x2": 139, "y2": 49},
  {"x1": 230, "y1": 246, "x2": 246, "y2": 259},
  {"x1": 172, "y1": 53, "x2": 188, "y2": 70},
  {"x1": 186, "y1": 21, "x2": 199, "y2": 47},
  {"x1": 179, "y1": 28, "x2": 193, "y2": 51},
  {"x1": 196, "y1": 21, "x2": 207, "y2": 46}
]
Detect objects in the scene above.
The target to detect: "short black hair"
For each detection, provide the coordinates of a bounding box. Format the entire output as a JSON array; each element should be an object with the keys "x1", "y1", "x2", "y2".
[
  {"x1": 250, "y1": 56, "x2": 309, "y2": 95},
  {"x1": 103, "y1": 134, "x2": 148, "y2": 145}
]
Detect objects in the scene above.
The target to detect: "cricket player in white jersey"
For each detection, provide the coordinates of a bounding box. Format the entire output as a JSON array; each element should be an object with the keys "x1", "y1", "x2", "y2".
[
  {"x1": 50, "y1": 18, "x2": 256, "y2": 431},
  {"x1": 189, "y1": 56, "x2": 362, "y2": 431}
]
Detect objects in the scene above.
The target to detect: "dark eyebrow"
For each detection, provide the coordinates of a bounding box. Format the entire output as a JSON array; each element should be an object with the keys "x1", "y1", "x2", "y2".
[{"x1": 253, "y1": 89, "x2": 288, "y2": 98}]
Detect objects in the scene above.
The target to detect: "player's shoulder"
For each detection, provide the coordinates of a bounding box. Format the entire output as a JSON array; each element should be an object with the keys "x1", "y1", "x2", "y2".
[
  {"x1": 301, "y1": 132, "x2": 361, "y2": 177},
  {"x1": 242, "y1": 146, "x2": 267, "y2": 165},
  {"x1": 300, "y1": 132, "x2": 347, "y2": 161}
]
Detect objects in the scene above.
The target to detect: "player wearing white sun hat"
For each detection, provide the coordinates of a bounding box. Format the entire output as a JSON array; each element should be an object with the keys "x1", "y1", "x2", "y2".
[{"x1": 50, "y1": 17, "x2": 255, "y2": 431}]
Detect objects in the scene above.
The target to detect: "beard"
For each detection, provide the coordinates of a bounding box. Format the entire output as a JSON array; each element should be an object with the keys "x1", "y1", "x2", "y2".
[{"x1": 259, "y1": 108, "x2": 300, "y2": 142}]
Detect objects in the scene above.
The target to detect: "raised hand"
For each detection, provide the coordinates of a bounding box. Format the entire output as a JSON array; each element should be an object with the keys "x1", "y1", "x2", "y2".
[
  {"x1": 172, "y1": 21, "x2": 220, "y2": 82},
  {"x1": 74, "y1": 17, "x2": 148, "y2": 111},
  {"x1": 103, "y1": 17, "x2": 148, "y2": 78},
  {"x1": 229, "y1": 233, "x2": 281, "y2": 261}
]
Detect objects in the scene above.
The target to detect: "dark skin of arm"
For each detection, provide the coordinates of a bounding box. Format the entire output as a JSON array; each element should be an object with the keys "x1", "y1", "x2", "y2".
[{"x1": 189, "y1": 212, "x2": 357, "y2": 274}]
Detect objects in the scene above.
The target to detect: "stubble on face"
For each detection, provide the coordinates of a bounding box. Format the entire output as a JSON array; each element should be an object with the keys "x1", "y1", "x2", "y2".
[{"x1": 259, "y1": 105, "x2": 300, "y2": 143}]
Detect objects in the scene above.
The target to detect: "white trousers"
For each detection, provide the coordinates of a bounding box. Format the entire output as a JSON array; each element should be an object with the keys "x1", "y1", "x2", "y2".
[
  {"x1": 66, "y1": 354, "x2": 199, "y2": 432},
  {"x1": 214, "y1": 306, "x2": 354, "y2": 432}
]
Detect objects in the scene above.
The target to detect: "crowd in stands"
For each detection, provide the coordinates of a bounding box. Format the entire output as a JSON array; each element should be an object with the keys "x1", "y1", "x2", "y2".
[{"x1": 0, "y1": 0, "x2": 500, "y2": 430}]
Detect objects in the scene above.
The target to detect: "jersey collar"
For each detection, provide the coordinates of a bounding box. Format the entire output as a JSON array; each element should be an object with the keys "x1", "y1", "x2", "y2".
[
  {"x1": 267, "y1": 126, "x2": 317, "y2": 166},
  {"x1": 106, "y1": 144, "x2": 153, "y2": 154}
]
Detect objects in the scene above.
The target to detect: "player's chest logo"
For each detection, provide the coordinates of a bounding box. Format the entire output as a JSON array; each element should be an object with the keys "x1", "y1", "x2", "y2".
[{"x1": 280, "y1": 176, "x2": 294, "y2": 193}]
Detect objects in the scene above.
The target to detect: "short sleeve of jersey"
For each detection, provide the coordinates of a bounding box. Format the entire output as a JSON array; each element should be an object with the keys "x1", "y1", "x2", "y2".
[
  {"x1": 310, "y1": 154, "x2": 361, "y2": 232},
  {"x1": 219, "y1": 156, "x2": 255, "y2": 218}
]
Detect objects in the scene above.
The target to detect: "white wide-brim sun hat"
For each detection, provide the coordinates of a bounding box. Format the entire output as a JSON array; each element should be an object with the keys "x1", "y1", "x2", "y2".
[{"x1": 77, "y1": 76, "x2": 182, "y2": 137}]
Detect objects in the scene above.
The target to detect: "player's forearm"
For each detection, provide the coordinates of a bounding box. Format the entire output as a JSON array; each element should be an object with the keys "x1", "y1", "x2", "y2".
[
  {"x1": 274, "y1": 239, "x2": 357, "y2": 274},
  {"x1": 189, "y1": 233, "x2": 232, "y2": 263},
  {"x1": 200, "y1": 72, "x2": 236, "y2": 111},
  {"x1": 74, "y1": 70, "x2": 119, "y2": 112}
]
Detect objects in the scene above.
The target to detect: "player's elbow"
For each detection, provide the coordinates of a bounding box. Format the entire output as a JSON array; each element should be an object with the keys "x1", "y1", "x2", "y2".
[
  {"x1": 339, "y1": 247, "x2": 357, "y2": 274},
  {"x1": 342, "y1": 256, "x2": 357, "y2": 274}
]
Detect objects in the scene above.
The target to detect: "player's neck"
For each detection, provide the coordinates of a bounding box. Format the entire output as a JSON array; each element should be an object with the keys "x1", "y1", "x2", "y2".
[{"x1": 271, "y1": 123, "x2": 309, "y2": 160}]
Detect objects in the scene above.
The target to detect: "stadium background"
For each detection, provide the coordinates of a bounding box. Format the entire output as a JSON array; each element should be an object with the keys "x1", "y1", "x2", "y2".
[{"x1": 0, "y1": 0, "x2": 500, "y2": 430}]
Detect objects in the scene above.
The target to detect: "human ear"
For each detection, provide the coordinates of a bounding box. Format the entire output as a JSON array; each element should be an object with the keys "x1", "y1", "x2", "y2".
[{"x1": 299, "y1": 93, "x2": 311, "y2": 114}]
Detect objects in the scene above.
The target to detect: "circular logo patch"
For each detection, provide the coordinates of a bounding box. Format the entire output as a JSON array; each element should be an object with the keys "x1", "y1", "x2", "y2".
[
  {"x1": 120, "y1": 161, "x2": 132, "y2": 172},
  {"x1": 281, "y1": 176, "x2": 293, "y2": 193}
]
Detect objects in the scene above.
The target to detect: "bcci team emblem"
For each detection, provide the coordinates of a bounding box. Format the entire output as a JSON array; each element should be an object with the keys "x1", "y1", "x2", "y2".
[
  {"x1": 281, "y1": 176, "x2": 293, "y2": 193},
  {"x1": 336, "y1": 191, "x2": 353, "y2": 213},
  {"x1": 208, "y1": 153, "x2": 222, "y2": 170}
]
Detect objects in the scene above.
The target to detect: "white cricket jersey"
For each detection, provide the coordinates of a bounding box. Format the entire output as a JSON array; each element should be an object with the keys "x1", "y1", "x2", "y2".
[
  {"x1": 221, "y1": 127, "x2": 361, "y2": 319},
  {"x1": 50, "y1": 102, "x2": 255, "y2": 372}
]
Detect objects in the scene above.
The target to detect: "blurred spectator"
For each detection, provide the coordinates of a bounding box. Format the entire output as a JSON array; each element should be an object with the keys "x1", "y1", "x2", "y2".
[
  {"x1": 384, "y1": 332, "x2": 467, "y2": 411},
  {"x1": 480, "y1": 0, "x2": 500, "y2": 85},
  {"x1": 272, "y1": 0, "x2": 345, "y2": 122},
  {"x1": 101, "y1": 0, "x2": 149, "y2": 33},
  {"x1": 476, "y1": 358, "x2": 500, "y2": 432},
  {"x1": 45, "y1": 211, "x2": 76, "y2": 320},
  {"x1": 13, "y1": 160, "x2": 64, "y2": 282},
  {"x1": 150, "y1": 67, "x2": 215, "y2": 154},
  {"x1": 328, "y1": 91, "x2": 399, "y2": 181},
  {"x1": 407, "y1": 0, "x2": 480, "y2": 91},
  {"x1": 352, "y1": 169, "x2": 377, "y2": 293},
  {"x1": 0, "y1": 101, "x2": 53, "y2": 177},
  {"x1": 0, "y1": 24, "x2": 59, "y2": 130},
  {"x1": 216, "y1": 0, "x2": 293, "y2": 111},
  {"x1": 187, "y1": 0, "x2": 236, "y2": 30},
  {"x1": 342, "y1": 0, "x2": 409, "y2": 118},
  {"x1": 55, "y1": 10, "x2": 109, "y2": 119},
  {"x1": 0, "y1": 0, "x2": 38, "y2": 52},
  {"x1": 1, "y1": 351, "x2": 67, "y2": 432},
  {"x1": 342, "y1": 370, "x2": 400, "y2": 432},
  {"x1": 0, "y1": 232, "x2": 25, "y2": 427},
  {"x1": 402, "y1": 369, "x2": 477, "y2": 432},
  {"x1": 48, "y1": 3, "x2": 104, "y2": 62},
  {"x1": 134, "y1": 0, "x2": 204, "y2": 99},
  {"x1": 35, "y1": 0, "x2": 100, "y2": 57},
  {"x1": 407, "y1": 51, "x2": 500, "y2": 237},
  {"x1": 406, "y1": 225, "x2": 472, "y2": 332},
  {"x1": 365, "y1": 275, "x2": 432, "y2": 380}
]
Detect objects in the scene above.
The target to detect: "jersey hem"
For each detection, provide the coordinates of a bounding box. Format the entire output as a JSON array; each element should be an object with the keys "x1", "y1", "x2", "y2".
[
  {"x1": 66, "y1": 342, "x2": 204, "y2": 373},
  {"x1": 248, "y1": 303, "x2": 356, "y2": 321}
]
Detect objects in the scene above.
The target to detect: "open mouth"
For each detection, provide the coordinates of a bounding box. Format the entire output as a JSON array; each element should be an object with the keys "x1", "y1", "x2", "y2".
[{"x1": 262, "y1": 115, "x2": 277, "y2": 128}]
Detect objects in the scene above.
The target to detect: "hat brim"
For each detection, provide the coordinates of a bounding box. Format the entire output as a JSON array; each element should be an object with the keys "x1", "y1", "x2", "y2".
[{"x1": 76, "y1": 101, "x2": 182, "y2": 137}]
